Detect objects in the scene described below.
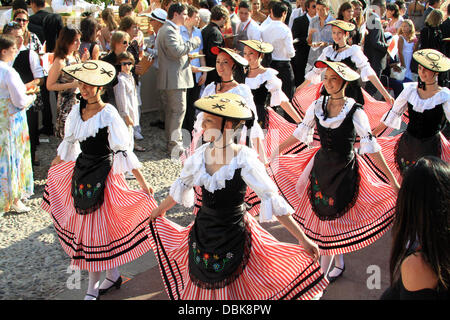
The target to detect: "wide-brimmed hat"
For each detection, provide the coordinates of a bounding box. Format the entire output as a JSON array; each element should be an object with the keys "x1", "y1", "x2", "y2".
[
  {"x1": 62, "y1": 60, "x2": 117, "y2": 87},
  {"x1": 314, "y1": 60, "x2": 360, "y2": 82},
  {"x1": 326, "y1": 20, "x2": 355, "y2": 32},
  {"x1": 213, "y1": 47, "x2": 249, "y2": 66},
  {"x1": 413, "y1": 49, "x2": 450, "y2": 73},
  {"x1": 194, "y1": 93, "x2": 253, "y2": 121},
  {"x1": 239, "y1": 40, "x2": 273, "y2": 54},
  {"x1": 139, "y1": 8, "x2": 167, "y2": 23}
]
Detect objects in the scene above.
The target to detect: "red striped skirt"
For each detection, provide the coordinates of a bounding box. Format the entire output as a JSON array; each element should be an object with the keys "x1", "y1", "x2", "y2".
[
  {"x1": 41, "y1": 161, "x2": 157, "y2": 272},
  {"x1": 367, "y1": 132, "x2": 450, "y2": 183},
  {"x1": 148, "y1": 213, "x2": 328, "y2": 300},
  {"x1": 270, "y1": 148, "x2": 397, "y2": 256}
]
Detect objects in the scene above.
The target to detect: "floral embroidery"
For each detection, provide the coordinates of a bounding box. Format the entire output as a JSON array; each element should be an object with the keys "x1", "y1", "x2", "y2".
[
  {"x1": 399, "y1": 158, "x2": 416, "y2": 171},
  {"x1": 192, "y1": 242, "x2": 234, "y2": 272},
  {"x1": 311, "y1": 172, "x2": 334, "y2": 207},
  {"x1": 74, "y1": 181, "x2": 102, "y2": 198}
]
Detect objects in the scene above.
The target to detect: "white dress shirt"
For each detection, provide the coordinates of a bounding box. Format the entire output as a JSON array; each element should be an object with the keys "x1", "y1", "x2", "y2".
[
  {"x1": 236, "y1": 18, "x2": 262, "y2": 41},
  {"x1": 261, "y1": 20, "x2": 295, "y2": 61}
]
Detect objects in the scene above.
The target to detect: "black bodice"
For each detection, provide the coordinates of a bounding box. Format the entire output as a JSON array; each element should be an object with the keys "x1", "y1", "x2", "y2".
[
  {"x1": 315, "y1": 103, "x2": 361, "y2": 160},
  {"x1": 79, "y1": 127, "x2": 112, "y2": 156},
  {"x1": 406, "y1": 103, "x2": 445, "y2": 139},
  {"x1": 251, "y1": 81, "x2": 270, "y2": 128}
]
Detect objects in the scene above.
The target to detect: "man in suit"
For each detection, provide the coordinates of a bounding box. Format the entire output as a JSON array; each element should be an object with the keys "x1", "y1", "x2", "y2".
[
  {"x1": 157, "y1": 2, "x2": 201, "y2": 156},
  {"x1": 202, "y1": 5, "x2": 229, "y2": 85},
  {"x1": 291, "y1": 0, "x2": 316, "y2": 86},
  {"x1": 363, "y1": 0, "x2": 388, "y2": 96}
]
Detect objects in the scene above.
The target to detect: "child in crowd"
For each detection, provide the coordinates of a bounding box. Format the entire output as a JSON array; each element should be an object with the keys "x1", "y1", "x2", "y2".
[{"x1": 114, "y1": 52, "x2": 146, "y2": 167}]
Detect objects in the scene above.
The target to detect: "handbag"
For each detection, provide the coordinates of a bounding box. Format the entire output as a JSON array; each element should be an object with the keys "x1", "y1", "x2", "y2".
[
  {"x1": 390, "y1": 65, "x2": 406, "y2": 81},
  {"x1": 135, "y1": 55, "x2": 154, "y2": 76}
]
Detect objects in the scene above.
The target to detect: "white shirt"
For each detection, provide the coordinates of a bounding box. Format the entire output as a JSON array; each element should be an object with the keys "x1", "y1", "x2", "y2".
[
  {"x1": 0, "y1": 61, "x2": 34, "y2": 111},
  {"x1": 261, "y1": 20, "x2": 295, "y2": 61},
  {"x1": 236, "y1": 18, "x2": 261, "y2": 41},
  {"x1": 51, "y1": 0, "x2": 101, "y2": 13},
  {"x1": 114, "y1": 72, "x2": 140, "y2": 125},
  {"x1": 260, "y1": 15, "x2": 272, "y2": 29},
  {"x1": 288, "y1": 7, "x2": 304, "y2": 29}
]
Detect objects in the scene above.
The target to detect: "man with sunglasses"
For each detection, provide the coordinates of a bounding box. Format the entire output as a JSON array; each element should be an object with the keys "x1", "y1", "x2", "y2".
[{"x1": 157, "y1": 2, "x2": 201, "y2": 156}]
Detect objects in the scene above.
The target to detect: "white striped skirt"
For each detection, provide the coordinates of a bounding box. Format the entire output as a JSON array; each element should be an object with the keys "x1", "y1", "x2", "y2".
[
  {"x1": 148, "y1": 212, "x2": 329, "y2": 300},
  {"x1": 41, "y1": 161, "x2": 157, "y2": 272},
  {"x1": 271, "y1": 147, "x2": 397, "y2": 256}
]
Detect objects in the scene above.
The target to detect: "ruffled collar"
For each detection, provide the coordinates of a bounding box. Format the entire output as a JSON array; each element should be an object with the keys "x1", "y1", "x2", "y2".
[
  {"x1": 403, "y1": 82, "x2": 450, "y2": 112},
  {"x1": 323, "y1": 44, "x2": 360, "y2": 61},
  {"x1": 314, "y1": 96, "x2": 357, "y2": 127},
  {"x1": 67, "y1": 103, "x2": 116, "y2": 142},
  {"x1": 189, "y1": 144, "x2": 257, "y2": 192},
  {"x1": 245, "y1": 68, "x2": 279, "y2": 89}
]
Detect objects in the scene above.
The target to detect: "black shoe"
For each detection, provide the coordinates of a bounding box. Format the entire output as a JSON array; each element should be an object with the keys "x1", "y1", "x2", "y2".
[
  {"x1": 327, "y1": 265, "x2": 345, "y2": 283},
  {"x1": 32, "y1": 160, "x2": 40, "y2": 167},
  {"x1": 84, "y1": 293, "x2": 100, "y2": 300},
  {"x1": 98, "y1": 276, "x2": 122, "y2": 296},
  {"x1": 39, "y1": 127, "x2": 54, "y2": 136}
]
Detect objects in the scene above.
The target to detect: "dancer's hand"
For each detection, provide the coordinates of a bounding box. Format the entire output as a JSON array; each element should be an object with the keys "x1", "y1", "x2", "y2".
[
  {"x1": 150, "y1": 206, "x2": 165, "y2": 221},
  {"x1": 50, "y1": 156, "x2": 63, "y2": 167},
  {"x1": 141, "y1": 184, "x2": 154, "y2": 195},
  {"x1": 300, "y1": 237, "x2": 320, "y2": 263},
  {"x1": 384, "y1": 93, "x2": 395, "y2": 106}
]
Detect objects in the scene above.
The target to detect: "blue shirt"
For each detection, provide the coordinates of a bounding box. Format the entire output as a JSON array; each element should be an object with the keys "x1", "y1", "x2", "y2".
[{"x1": 180, "y1": 25, "x2": 204, "y2": 82}]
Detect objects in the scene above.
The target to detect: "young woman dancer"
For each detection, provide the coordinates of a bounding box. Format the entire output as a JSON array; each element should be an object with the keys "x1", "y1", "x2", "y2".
[
  {"x1": 271, "y1": 61, "x2": 400, "y2": 282},
  {"x1": 42, "y1": 61, "x2": 157, "y2": 300},
  {"x1": 148, "y1": 92, "x2": 328, "y2": 299},
  {"x1": 372, "y1": 48, "x2": 450, "y2": 180}
]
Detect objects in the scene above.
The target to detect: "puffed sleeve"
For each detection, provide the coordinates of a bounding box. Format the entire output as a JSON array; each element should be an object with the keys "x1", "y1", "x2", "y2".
[
  {"x1": 169, "y1": 144, "x2": 206, "y2": 207},
  {"x1": 240, "y1": 148, "x2": 294, "y2": 222},
  {"x1": 353, "y1": 108, "x2": 381, "y2": 154},
  {"x1": 444, "y1": 100, "x2": 450, "y2": 122},
  {"x1": 56, "y1": 105, "x2": 81, "y2": 161},
  {"x1": 351, "y1": 46, "x2": 376, "y2": 82},
  {"x1": 265, "y1": 70, "x2": 289, "y2": 107},
  {"x1": 292, "y1": 100, "x2": 316, "y2": 145},
  {"x1": 108, "y1": 107, "x2": 142, "y2": 174},
  {"x1": 381, "y1": 83, "x2": 411, "y2": 129}
]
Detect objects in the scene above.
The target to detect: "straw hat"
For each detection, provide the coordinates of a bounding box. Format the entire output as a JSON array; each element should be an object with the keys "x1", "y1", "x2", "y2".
[
  {"x1": 413, "y1": 49, "x2": 450, "y2": 73},
  {"x1": 326, "y1": 20, "x2": 356, "y2": 32},
  {"x1": 214, "y1": 47, "x2": 249, "y2": 66},
  {"x1": 62, "y1": 60, "x2": 117, "y2": 87},
  {"x1": 239, "y1": 40, "x2": 273, "y2": 54},
  {"x1": 314, "y1": 60, "x2": 360, "y2": 82},
  {"x1": 194, "y1": 93, "x2": 253, "y2": 121}
]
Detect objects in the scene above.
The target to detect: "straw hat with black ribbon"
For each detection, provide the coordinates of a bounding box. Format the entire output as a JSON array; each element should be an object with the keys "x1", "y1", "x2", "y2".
[
  {"x1": 194, "y1": 92, "x2": 255, "y2": 145},
  {"x1": 213, "y1": 46, "x2": 249, "y2": 66},
  {"x1": 412, "y1": 49, "x2": 450, "y2": 73},
  {"x1": 239, "y1": 40, "x2": 274, "y2": 54},
  {"x1": 62, "y1": 60, "x2": 117, "y2": 87},
  {"x1": 326, "y1": 20, "x2": 356, "y2": 32}
]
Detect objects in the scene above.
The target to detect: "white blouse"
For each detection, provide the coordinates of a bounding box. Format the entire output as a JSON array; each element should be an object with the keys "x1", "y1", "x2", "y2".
[
  {"x1": 293, "y1": 97, "x2": 381, "y2": 154},
  {"x1": 305, "y1": 45, "x2": 376, "y2": 84},
  {"x1": 244, "y1": 68, "x2": 289, "y2": 107},
  {"x1": 170, "y1": 143, "x2": 294, "y2": 222},
  {"x1": 0, "y1": 61, "x2": 35, "y2": 112},
  {"x1": 194, "y1": 82, "x2": 265, "y2": 141},
  {"x1": 57, "y1": 103, "x2": 142, "y2": 174},
  {"x1": 382, "y1": 82, "x2": 450, "y2": 130}
]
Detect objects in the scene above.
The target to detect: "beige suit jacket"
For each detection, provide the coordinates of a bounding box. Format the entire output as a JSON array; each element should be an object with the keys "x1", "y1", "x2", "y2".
[{"x1": 156, "y1": 21, "x2": 201, "y2": 90}]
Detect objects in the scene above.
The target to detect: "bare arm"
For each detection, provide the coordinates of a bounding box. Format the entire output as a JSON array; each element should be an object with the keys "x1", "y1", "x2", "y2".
[
  {"x1": 150, "y1": 195, "x2": 178, "y2": 221},
  {"x1": 132, "y1": 168, "x2": 154, "y2": 195},
  {"x1": 370, "y1": 151, "x2": 400, "y2": 193},
  {"x1": 46, "y1": 58, "x2": 78, "y2": 91},
  {"x1": 279, "y1": 101, "x2": 302, "y2": 123},
  {"x1": 368, "y1": 74, "x2": 394, "y2": 105}
]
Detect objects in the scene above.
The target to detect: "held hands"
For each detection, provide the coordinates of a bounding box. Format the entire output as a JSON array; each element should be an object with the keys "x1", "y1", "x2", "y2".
[{"x1": 150, "y1": 206, "x2": 166, "y2": 221}]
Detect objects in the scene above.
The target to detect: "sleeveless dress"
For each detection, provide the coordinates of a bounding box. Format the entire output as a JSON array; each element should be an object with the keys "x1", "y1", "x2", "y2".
[
  {"x1": 290, "y1": 45, "x2": 393, "y2": 144},
  {"x1": 370, "y1": 83, "x2": 450, "y2": 180},
  {"x1": 55, "y1": 55, "x2": 81, "y2": 139},
  {"x1": 41, "y1": 103, "x2": 157, "y2": 272},
  {"x1": 148, "y1": 144, "x2": 328, "y2": 299},
  {"x1": 271, "y1": 97, "x2": 397, "y2": 255}
]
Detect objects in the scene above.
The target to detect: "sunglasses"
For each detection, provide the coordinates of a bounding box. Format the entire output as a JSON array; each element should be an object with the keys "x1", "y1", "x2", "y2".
[
  {"x1": 121, "y1": 62, "x2": 133, "y2": 66},
  {"x1": 15, "y1": 18, "x2": 28, "y2": 23},
  {"x1": 122, "y1": 41, "x2": 129, "y2": 45}
]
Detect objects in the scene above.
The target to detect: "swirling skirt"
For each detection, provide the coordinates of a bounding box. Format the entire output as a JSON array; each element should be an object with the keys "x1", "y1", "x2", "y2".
[
  {"x1": 41, "y1": 161, "x2": 157, "y2": 272},
  {"x1": 148, "y1": 212, "x2": 328, "y2": 300},
  {"x1": 270, "y1": 147, "x2": 397, "y2": 256}
]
